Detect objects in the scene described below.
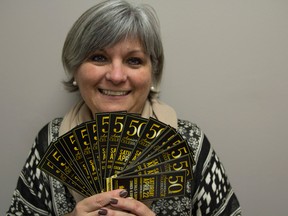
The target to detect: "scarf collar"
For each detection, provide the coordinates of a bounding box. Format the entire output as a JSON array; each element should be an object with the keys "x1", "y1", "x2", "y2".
[{"x1": 59, "y1": 98, "x2": 177, "y2": 137}]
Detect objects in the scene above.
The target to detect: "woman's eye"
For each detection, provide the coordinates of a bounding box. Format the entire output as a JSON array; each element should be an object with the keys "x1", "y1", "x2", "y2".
[
  {"x1": 90, "y1": 54, "x2": 107, "y2": 63},
  {"x1": 127, "y1": 57, "x2": 143, "y2": 65}
]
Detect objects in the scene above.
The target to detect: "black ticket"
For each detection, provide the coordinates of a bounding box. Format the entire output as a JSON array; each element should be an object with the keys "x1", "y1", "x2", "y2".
[
  {"x1": 105, "y1": 112, "x2": 127, "y2": 179},
  {"x1": 131, "y1": 127, "x2": 179, "y2": 164},
  {"x1": 38, "y1": 141, "x2": 91, "y2": 197},
  {"x1": 125, "y1": 117, "x2": 168, "y2": 168},
  {"x1": 73, "y1": 123, "x2": 101, "y2": 193},
  {"x1": 86, "y1": 120, "x2": 102, "y2": 190},
  {"x1": 106, "y1": 170, "x2": 187, "y2": 201},
  {"x1": 109, "y1": 114, "x2": 148, "y2": 176},
  {"x1": 121, "y1": 154, "x2": 194, "y2": 180},
  {"x1": 119, "y1": 140, "x2": 192, "y2": 176},
  {"x1": 96, "y1": 112, "x2": 110, "y2": 188},
  {"x1": 57, "y1": 130, "x2": 96, "y2": 193}
]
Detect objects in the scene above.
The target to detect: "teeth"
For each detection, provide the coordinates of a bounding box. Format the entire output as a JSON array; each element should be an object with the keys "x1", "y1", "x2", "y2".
[{"x1": 101, "y1": 89, "x2": 128, "y2": 96}]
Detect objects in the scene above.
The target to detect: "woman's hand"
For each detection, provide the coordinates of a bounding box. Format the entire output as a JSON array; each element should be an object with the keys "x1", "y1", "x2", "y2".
[
  {"x1": 99, "y1": 197, "x2": 156, "y2": 216},
  {"x1": 66, "y1": 189, "x2": 155, "y2": 216},
  {"x1": 66, "y1": 189, "x2": 127, "y2": 216}
]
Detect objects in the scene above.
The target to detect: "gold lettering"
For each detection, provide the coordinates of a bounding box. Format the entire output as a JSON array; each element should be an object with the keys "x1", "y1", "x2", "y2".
[
  {"x1": 117, "y1": 149, "x2": 131, "y2": 162},
  {"x1": 110, "y1": 147, "x2": 116, "y2": 160},
  {"x1": 52, "y1": 151, "x2": 61, "y2": 161},
  {"x1": 168, "y1": 175, "x2": 184, "y2": 194}
]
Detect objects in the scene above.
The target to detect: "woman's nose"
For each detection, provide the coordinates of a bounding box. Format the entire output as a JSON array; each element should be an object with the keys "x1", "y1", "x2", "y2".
[{"x1": 105, "y1": 61, "x2": 127, "y2": 84}]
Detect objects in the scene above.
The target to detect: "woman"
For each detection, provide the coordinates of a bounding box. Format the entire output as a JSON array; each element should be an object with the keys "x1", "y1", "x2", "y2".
[{"x1": 7, "y1": 0, "x2": 241, "y2": 215}]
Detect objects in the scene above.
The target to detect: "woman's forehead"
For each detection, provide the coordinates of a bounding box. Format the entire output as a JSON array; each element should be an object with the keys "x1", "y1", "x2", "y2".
[{"x1": 96, "y1": 36, "x2": 147, "y2": 53}]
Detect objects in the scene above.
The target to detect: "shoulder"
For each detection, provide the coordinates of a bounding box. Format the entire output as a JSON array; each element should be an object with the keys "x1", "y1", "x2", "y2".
[
  {"x1": 36, "y1": 118, "x2": 63, "y2": 155},
  {"x1": 177, "y1": 119, "x2": 211, "y2": 162},
  {"x1": 177, "y1": 119, "x2": 202, "y2": 138},
  {"x1": 176, "y1": 119, "x2": 206, "y2": 146}
]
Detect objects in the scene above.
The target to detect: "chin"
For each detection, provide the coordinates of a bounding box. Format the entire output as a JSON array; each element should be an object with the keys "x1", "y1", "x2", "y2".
[
  {"x1": 96, "y1": 106, "x2": 129, "y2": 113},
  {"x1": 92, "y1": 102, "x2": 143, "y2": 114}
]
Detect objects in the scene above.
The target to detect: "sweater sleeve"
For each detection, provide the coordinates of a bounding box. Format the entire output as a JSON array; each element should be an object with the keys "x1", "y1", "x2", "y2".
[
  {"x1": 150, "y1": 119, "x2": 241, "y2": 215},
  {"x1": 191, "y1": 135, "x2": 241, "y2": 216},
  {"x1": 6, "y1": 124, "x2": 54, "y2": 216}
]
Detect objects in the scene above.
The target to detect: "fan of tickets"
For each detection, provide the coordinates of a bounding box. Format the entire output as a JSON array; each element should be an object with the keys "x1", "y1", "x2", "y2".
[{"x1": 38, "y1": 112, "x2": 195, "y2": 201}]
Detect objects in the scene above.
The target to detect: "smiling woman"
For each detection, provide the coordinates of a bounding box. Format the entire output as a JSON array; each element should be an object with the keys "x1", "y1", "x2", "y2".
[
  {"x1": 62, "y1": 0, "x2": 163, "y2": 96},
  {"x1": 6, "y1": 0, "x2": 241, "y2": 215}
]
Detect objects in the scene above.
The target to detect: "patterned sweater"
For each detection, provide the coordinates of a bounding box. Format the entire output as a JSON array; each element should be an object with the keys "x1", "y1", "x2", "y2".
[{"x1": 6, "y1": 118, "x2": 241, "y2": 215}]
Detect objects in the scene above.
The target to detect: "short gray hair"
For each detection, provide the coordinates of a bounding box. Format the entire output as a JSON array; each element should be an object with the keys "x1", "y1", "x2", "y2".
[{"x1": 62, "y1": 0, "x2": 164, "y2": 97}]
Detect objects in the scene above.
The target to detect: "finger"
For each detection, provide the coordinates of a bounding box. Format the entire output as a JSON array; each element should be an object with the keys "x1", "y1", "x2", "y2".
[
  {"x1": 97, "y1": 208, "x2": 135, "y2": 216},
  {"x1": 109, "y1": 198, "x2": 155, "y2": 216},
  {"x1": 76, "y1": 189, "x2": 127, "y2": 213}
]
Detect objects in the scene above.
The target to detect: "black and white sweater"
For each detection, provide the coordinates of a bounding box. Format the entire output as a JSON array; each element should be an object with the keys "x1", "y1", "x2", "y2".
[{"x1": 7, "y1": 118, "x2": 241, "y2": 216}]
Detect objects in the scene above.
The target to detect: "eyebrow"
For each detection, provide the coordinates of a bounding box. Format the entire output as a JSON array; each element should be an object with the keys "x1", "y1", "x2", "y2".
[
  {"x1": 126, "y1": 50, "x2": 147, "y2": 55},
  {"x1": 97, "y1": 48, "x2": 147, "y2": 56}
]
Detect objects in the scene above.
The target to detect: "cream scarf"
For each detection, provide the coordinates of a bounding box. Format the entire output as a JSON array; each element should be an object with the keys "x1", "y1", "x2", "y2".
[{"x1": 58, "y1": 98, "x2": 177, "y2": 202}]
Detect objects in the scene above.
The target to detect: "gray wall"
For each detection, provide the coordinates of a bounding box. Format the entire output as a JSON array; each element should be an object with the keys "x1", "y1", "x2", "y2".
[{"x1": 1, "y1": 0, "x2": 287, "y2": 215}]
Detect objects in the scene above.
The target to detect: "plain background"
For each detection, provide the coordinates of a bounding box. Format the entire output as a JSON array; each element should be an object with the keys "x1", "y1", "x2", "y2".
[{"x1": 1, "y1": 0, "x2": 287, "y2": 215}]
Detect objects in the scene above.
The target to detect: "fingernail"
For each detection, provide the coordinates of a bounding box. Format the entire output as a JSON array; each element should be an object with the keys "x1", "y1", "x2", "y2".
[
  {"x1": 119, "y1": 189, "x2": 128, "y2": 198},
  {"x1": 110, "y1": 198, "x2": 118, "y2": 205},
  {"x1": 98, "y1": 208, "x2": 107, "y2": 215}
]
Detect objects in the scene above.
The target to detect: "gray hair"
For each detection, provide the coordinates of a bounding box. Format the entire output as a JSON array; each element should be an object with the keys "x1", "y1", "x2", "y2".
[{"x1": 62, "y1": 0, "x2": 164, "y2": 97}]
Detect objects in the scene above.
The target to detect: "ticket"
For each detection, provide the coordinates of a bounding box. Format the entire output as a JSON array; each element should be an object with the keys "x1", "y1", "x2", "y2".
[{"x1": 106, "y1": 170, "x2": 187, "y2": 201}]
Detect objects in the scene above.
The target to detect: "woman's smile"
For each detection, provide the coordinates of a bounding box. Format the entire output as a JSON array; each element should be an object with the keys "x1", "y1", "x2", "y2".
[{"x1": 99, "y1": 89, "x2": 130, "y2": 96}]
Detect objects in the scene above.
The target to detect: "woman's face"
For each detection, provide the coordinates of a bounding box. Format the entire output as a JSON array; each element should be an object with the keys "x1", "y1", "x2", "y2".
[{"x1": 74, "y1": 38, "x2": 152, "y2": 114}]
